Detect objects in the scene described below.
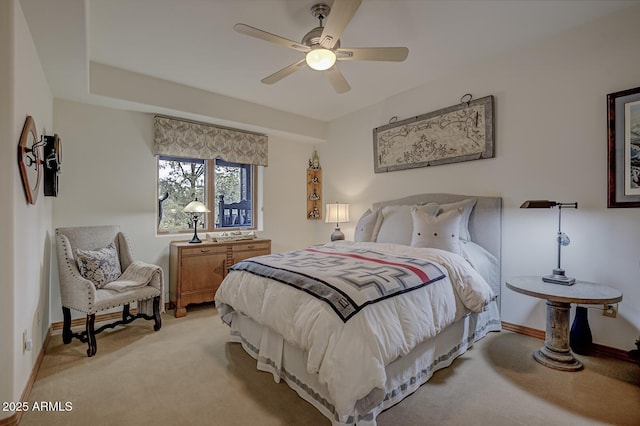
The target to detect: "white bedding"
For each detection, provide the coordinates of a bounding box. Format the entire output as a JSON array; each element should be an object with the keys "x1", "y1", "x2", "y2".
[{"x1": 215, "y1": 240, "x2": 495, "y2": 421}]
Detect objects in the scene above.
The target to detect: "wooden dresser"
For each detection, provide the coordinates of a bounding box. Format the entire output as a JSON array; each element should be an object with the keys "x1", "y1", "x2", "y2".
[{"x1": 169, "y1": 238, "x2": 271, "y2": 317}]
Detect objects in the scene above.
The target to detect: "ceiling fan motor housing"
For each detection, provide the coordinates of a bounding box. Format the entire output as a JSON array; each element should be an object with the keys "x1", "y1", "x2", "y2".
[
  {"x1": 304, "y1": 4, "x2": 340, "y2": 48},
  {"x1": 302, "y1": 27, "x2": 340, "y2": 49}
]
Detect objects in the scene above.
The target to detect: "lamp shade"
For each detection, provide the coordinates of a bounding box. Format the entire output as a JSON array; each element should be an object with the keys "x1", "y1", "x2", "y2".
[
  {"x1": 182, "y1": 199, "x2": 211, "y2": 213},
  {"x1": 520, "y1": 200, "x2": 578, "y2": 209},
  {"x1": 325, "y1": 203, "x2": 349, "y2": 224},
  {"x1": 306, "y1": 48, "x2": 336, "y2": 71},
  {"x1": 521, "y1": 200, "x2": 558, "y2": 208}
]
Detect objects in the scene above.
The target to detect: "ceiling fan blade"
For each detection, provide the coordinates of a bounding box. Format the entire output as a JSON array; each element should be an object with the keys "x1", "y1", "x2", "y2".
[
  {"x1": 261, "y1": 58, "x2": 307, "y2": 85},
  {"x1": 336, "y1": 47, "x2": 409, "y2": 62},
  {"x1": 320, "y1": 0, "x2": 362, "y2": 49},
  {"x1": 234, "y1": 23, "x2": 310, "y2": 53},
  {"x1": 325, "y1": 65, "x2": 351, "y2": 94}
]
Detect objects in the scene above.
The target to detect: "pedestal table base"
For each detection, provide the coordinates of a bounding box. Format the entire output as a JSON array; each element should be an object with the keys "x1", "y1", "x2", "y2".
[{"x1": 533, "y1": 300, "x2": 583, "y2": 371}]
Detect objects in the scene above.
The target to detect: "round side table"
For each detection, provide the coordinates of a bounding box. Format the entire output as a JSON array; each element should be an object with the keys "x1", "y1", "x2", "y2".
[{"x1": 506, "y1": 276, "x2": 622, "y2": 371}]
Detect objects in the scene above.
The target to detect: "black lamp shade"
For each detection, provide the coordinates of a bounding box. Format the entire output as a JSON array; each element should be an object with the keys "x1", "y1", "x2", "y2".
[{"x1": 521, "y1": 200, "x2": 557, "y2": 208}]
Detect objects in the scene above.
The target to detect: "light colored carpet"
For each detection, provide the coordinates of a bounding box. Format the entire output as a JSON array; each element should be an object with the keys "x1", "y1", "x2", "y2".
[{"x1": 21, "y1": 305, "x2": 640, "y2": 425}]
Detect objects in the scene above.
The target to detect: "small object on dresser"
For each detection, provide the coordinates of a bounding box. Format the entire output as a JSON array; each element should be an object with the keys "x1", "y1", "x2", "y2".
[
  {"x1": 207, "y1": 231, "x2": 257, "y2": 242},
  {"x1": 182, "y1": 198, "x2": 211, "y2": 243}
]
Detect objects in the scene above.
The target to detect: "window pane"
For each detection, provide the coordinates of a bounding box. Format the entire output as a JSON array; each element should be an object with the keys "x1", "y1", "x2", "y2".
[
  {"x1": 215, "y1": 159, "x2": 253, "y2": 228},
  {"x1": 158, "y1": 156, "x2": 206, "y2": 231}
]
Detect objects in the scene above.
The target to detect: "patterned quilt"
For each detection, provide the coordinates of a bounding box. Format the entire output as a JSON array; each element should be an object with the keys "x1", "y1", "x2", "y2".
[{"x1": 229, "y1": 246, "x2": 445, "y2": 321}]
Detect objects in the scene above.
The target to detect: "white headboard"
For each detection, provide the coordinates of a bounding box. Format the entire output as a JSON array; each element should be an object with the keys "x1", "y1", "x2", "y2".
[{"x1": 371, "y1": 193, "x2": 502, "y2": 261}]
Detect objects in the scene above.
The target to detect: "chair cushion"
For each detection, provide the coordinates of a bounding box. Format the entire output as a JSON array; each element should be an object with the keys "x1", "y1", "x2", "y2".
[{"x1": 76, "y1": 242, "x2": 122, "y2": 288}]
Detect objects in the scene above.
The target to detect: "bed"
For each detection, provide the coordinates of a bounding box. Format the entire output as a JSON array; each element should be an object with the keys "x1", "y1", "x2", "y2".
[{"x1": 215, "y1": 193, "x2": 502, "y2": 425}]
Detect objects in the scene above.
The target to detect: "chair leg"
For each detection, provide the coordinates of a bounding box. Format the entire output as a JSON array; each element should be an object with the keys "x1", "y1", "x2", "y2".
[
  {"x1": 153, "y1": 296, "x2": 162, "y2": 331},
  {"x1": 86, "y1": 314, "x2": 97, "y2": 357},
  {"x1": 62, "y1": 307, "x2": 72, "y2": 344},
  {"x1": 122, "y1": 303, "x2": 131, "y2": 321}
]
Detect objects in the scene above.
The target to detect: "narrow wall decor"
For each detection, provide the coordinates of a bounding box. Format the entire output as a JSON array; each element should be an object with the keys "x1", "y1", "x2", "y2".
[
  {"x1": 372, "y1": 95, "x2": 494, "y2": 173},
  {"x1": 18, "y1": 115, "x2": 42, "y2": 205},
  {"x1": 607, "y1": 86, "x2": 640, "y2": 208}
]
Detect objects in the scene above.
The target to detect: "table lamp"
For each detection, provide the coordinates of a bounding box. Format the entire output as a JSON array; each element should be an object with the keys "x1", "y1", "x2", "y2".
[
  {"x1": 183, "y1": 198, "x2": 211, "y2": 243},
  {"x1": 325, "y1": 202, "x2": 349, "y2": 241},
  {"x1": 521, "y1": 200, "x2": 578, "y2": 285}
]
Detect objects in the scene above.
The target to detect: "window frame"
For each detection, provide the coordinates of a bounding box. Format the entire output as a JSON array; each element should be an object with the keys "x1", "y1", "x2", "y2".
[{"x1": 156, "y1": 156, "x2": 258, "y2": 236}]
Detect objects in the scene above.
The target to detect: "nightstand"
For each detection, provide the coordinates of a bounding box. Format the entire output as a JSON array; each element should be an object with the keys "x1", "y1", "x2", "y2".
[{"x1": 506, "y1": 276, "x2": 622, "y2": 371}]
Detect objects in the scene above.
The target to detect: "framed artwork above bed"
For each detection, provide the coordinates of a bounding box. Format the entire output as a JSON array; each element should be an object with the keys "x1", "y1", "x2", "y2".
[{"x1": 373, "y1": 95, "x2": 495, "y2": 173}]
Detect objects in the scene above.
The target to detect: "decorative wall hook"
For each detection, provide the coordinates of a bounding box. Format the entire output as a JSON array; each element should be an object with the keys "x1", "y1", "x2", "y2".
[{"x1": 460, "y1": 93, "x2": 473, "y2": 107}]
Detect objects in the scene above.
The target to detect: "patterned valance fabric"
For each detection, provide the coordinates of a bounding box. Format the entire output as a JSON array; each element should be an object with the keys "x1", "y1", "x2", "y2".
[{"x1": 153, "y1": 116, "x2": 268, "y2": 166}]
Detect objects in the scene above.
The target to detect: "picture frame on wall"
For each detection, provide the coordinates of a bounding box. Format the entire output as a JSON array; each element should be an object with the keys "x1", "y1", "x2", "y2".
[
  {"x1": 607, "y1": 86, "x2": 640, "y2": 208},
  {"x1": 372, "y1": 95, "x2": 494, "y2": 174}
]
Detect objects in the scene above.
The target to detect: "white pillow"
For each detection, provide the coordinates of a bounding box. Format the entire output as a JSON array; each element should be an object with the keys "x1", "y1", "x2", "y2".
[
  {"x1": 354, "y1": 208, "x2": 381, "y2": 242},
  {"x1": 460, "y1": 240, "x2": 499, "y2": 290},
  {"x1": 376, "y1": 203, "x2": 438, "y2": 245},
  {"x1": 410, "y1": 207, "x2": 463, "y2": 254},
  {"x1": 435, "y1": 198, "x2": 477, "y2": 241}
]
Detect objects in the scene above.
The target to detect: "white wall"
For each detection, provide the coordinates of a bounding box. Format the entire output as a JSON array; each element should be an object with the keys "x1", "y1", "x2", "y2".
[
  {"x1": 318, "y1": 5, "x2": 640, "y2": 350},
  {"x1": 0, "y1": 1, "x2": 15, "y2": 419},
  {"x1": 51, "y1": 99, "x2": 317, "y2": 323},
  {"x1": 1, "y1": 0, "x2": 54, "y2": 418}
]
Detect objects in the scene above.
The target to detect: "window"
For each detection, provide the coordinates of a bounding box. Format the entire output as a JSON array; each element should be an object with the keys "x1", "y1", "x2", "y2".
[{"x1": 157, "y1": 155, "x2": 257, "y2": 234}]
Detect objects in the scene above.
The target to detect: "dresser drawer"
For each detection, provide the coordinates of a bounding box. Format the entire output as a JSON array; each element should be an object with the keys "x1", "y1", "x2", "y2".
[
  {"x1": 232, "y1": 241, "x2": 271, "y2": 253},
  {"x1": 181, "y1": 244, "x2": 228, "y2": 257}
]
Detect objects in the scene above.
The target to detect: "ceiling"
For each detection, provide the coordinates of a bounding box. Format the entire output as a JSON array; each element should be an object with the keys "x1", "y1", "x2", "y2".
[{"x1": 21, "y1": 0, "x2": 639, "y2": 123}]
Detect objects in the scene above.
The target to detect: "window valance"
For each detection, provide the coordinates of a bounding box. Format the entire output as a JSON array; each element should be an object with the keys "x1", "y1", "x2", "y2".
[{"x1": 153, "y1": 116, "x2": 268, "y2": 166}]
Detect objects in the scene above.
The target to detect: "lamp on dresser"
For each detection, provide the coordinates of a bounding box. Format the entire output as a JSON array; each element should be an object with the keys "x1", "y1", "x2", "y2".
[
  {"x1": 520, "y1": 199, "x2": 578, "y2": 285},
  {"x1": 326, "y1": 202, "x2": 349, "y2": 241},
  {"x1": 183, "y1": 198, "x2": 210, "y2": 244}
]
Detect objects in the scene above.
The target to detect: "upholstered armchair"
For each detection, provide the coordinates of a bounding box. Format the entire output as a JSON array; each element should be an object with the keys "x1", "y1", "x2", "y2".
[{"x1": 55, "y1": 226, "x2": 163, "y2": 357}]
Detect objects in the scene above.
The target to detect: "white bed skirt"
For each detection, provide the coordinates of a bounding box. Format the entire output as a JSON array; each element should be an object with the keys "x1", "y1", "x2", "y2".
[{"x1": 224, "y1": 301, "x2": 501, "y2": 426}]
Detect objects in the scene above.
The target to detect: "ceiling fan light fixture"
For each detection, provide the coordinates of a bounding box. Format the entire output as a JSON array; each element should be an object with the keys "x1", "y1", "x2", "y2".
[{"x1": 305, "y1": 48, "x2": 336, "y2": 71}]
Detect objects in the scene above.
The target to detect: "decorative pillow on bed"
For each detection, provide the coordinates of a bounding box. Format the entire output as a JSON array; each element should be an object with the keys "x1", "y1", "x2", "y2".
[
  {"x1": 434, "y1": 198, "x2": 477, "y2": 241},
  {"x1": 76, "y1": 242, "x2": 122, "y2": 288},
  {"x1": 376, "y1": 203, "x2": 439, "y2": 245},
  {"x1": 354, "y1": 208, "x2": 382, "y2": 242},
  {"x1": 410, "y1": 207, "x2": 463, "y2": 254}
]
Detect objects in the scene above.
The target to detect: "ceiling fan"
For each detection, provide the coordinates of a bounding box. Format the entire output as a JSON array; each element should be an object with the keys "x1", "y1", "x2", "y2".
[{"x1": 234, "y1": 0, "x2": 409, "y2": 93}]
